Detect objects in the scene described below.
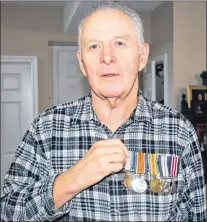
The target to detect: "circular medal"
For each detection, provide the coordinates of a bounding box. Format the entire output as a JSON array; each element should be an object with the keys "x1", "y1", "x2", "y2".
[
  {"x1": 122, "y1": 171, "x2": 133, "y2": 189},
  {"x1": 150, "y1": 178, "x2": 163, "y2": 193},
  {"x1": 132, "y1": 178, "x2": 147, "y2": 193}
]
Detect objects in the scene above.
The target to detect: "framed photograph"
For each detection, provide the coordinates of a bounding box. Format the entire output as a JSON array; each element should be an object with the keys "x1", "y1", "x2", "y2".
[
  {"x1": 192, "y1": 100, "x2": 207, "y2": 124},
  {"x1": 187, "y1": 85, "x2": 207, "y2": 108},
  {"x1": 195, "y1": 103, "x2": 206, "y2": 116},
  {"x1": 196, "y1": 123, "x2": 207, "y2": 151}
]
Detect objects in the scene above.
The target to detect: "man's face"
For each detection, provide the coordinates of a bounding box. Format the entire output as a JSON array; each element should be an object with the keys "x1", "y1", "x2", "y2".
[{"x1": 77, "y1": 8, "x2": 149, "y2": 98}]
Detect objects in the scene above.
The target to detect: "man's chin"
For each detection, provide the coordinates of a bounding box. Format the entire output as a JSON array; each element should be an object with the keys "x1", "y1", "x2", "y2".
[
  {"x1": 100, "y1": 91, "x2": 121, "y2": 99},
  {"x1": 91, "y1": 87, "x2": 123, "y2": 99}
]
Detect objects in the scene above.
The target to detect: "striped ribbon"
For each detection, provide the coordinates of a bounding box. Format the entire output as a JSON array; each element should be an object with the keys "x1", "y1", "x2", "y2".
[
  {"x1": 125, "y1": 152, "x2": 179, "y2": 178},
  {"x1": 158, "y1": 155, "x2": 163, "y2": 177},
  {"x1": 171, "y1": 156, "x2": 179, "y2": 177},
  {"x1": 136, "y1": 152, "x2": 145, "y2": 174},
  {"x1": 159, "y1": 155, "x2": 170, "y2": 178},
  {"x1": 125, "y1": 151, "x2": 134, "y2": 171},
  {"x1": 167, "y1": 155, "x2": 172, "y2": 177},
  {"x1": 149, "y1": 154, "x2": 158, "y2": 176}
]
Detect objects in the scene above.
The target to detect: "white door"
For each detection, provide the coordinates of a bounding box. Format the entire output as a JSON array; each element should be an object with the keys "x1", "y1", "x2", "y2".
[
  {"x1": 1, "y1": 56, "x2": 38, "y2": 188},
  {"x1": 52, "y1": 46, "x2": 90, "y2": 106},
  {"x1": 143, "y1": 60, "x2": 156, "y2": 101}
]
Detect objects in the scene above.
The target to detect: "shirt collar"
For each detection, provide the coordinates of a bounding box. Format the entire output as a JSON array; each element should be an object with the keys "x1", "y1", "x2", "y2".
[
  {"x1": 70, "y1": 89, "x2": 153, "y2": 124},
  {"x1": 133, "y1": 89, "x2": 153, "y2": 123}
]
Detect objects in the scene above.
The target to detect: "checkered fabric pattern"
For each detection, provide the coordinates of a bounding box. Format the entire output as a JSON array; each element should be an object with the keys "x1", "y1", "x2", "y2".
[{"x1": 1, "y1": 90, "x2": 206, "y2": 221}]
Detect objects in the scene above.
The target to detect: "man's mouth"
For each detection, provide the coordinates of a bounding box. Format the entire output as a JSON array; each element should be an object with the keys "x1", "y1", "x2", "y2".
[{"x1": 102, "y1": 73, "x2": 120, "y2": 77}]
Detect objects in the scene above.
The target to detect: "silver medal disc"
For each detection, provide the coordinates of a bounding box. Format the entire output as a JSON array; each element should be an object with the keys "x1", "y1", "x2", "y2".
[
  {"x1": 132, "y1": 178, "x2": 147, "y2": 193},
  {"x1": 163, "y1": 181, "x2": 170, "y2": 195}
]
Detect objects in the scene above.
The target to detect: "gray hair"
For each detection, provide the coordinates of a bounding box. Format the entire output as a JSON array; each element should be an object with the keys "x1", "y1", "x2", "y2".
[{"x1": 77, "y1": 1, "x2": 145, "y2": 51}]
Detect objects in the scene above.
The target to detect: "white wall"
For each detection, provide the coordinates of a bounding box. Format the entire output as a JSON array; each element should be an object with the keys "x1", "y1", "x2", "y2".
[
  {"x1": 139, "y1": 12, "x2": 151, "y2": 45},
  {"x1": 173, "y1": 2, "x2": 206, "y2": 111},
  {"x1": 150, "y1": 2, "x2": 173, "y2": 49},
  {"x1": 1, "y1": 4, "x2": 77, "y2": 113}
]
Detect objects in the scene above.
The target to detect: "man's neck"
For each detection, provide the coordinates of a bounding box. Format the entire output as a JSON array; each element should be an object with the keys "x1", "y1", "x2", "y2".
[{"x1": 91, "y1": 87, "x2": 138, "y2": 132}]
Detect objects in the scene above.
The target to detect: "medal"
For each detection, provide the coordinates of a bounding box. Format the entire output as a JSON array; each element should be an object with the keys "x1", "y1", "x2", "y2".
[
  {"x1": 123, "y1": 151, "x2": 134, "y2": 189},
  {"x1": 171, "y1": 178, "x2": 177, "y2": 193},
  {"x1": 150, "y1": 177, "x2": 162, "y2": 192},
  {"x1": 163, "y1": 179, "x2": 171, "y2": 195},
  {"x1": 132, "y1": 177, "x2": 147, "y2": 193},
  {"x1": 123, "y1": 170, "x2": 133, "y2": 189},
  {"x1": 158, "y1": 154, "x2": 170, "y2": 194},
  {"x1": 132, "y1": 152, "x2": 147, "y2": 193},
  {"x1": 149, "y1": 154, "x2": 163, "y2": 193}
]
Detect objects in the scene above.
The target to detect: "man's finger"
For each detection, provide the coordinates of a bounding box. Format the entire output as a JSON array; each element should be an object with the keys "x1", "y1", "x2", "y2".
[
  {"x1": 94, "y1": 139, "x2": 129, "y2": 157},
  {"x1": 107, "y1": 163, "x2": 124, "y2": 174},
  {"x1": 106, "y1": 153, "x2": 126, "y2": 164}
]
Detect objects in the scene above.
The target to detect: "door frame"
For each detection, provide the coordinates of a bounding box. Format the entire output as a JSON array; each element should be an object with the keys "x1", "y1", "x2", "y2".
[
  {"x1": 1, "y1": 56, "x2": 39, "y2": 118},
  {"x1": 143, "y1": 60, "x2": 156, "y2": 101},
  {"x1": 153, "y1": 53, "x2": 168, "y2": 106},
  {"x1": 52, "y1": 46, "x2": 79, "y2": 106}
]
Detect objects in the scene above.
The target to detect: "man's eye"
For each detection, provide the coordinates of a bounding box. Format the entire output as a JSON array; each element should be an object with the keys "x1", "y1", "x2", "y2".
[
  {"x1": 89, "y1": 44, "x2": 99, "y2": 50},
  {"x1": 116, "y1": 41, "x2": 125, "y2": 47}
]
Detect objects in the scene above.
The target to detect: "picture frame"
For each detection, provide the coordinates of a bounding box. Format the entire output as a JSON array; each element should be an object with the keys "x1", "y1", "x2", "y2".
[
  {"x1": 196, "y1": 122, "x2": 207, "y2": 151},
  {"x1": 186, "y1": 85, "x2": 207, "y2": 108},
  {"x1": 192, "y1": 101, "x2": 207, "y2": 122}
]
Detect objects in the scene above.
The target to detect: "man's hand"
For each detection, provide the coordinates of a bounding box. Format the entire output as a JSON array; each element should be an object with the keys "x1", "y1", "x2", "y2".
[
  {"x1": 71, "y1": 138, "x2": 129, "y2": 190},
  {"x1": 53, "y1": 139, "x2": 129, "y2": 208}
]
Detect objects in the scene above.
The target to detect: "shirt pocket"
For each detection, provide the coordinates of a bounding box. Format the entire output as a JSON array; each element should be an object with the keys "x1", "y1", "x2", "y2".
[
  {"x1": 114, "y1": 170, "x2": 179, "y2": 221},
  {"x1": 129, "y1": 175, "x2": 179, "y2": 221}
]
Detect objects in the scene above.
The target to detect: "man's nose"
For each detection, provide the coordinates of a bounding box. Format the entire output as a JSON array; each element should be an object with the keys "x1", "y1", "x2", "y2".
[{"x1": 100, "y1": 45, "x2": 117, "y2": 65}]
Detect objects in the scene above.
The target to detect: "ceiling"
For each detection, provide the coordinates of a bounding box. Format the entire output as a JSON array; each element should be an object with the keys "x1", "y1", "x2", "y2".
[
  {"x1": 2, "y1": 1, "x2": 164, "y2": 34},
  {"x1": 2, "y1": 1, "x2": 164, "y2": 13},
  {"x1": 1, "y1": 1, "x2": 66, "y2": 8}
]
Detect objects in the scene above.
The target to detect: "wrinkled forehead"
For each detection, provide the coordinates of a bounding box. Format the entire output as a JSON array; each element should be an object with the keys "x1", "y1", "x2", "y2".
[{"x1": 81, "y1": 8, "x2": 136, "y2": 42}]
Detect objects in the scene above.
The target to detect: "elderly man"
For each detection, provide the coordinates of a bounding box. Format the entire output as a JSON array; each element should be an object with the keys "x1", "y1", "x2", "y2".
[{"x1": 1, "y1": 2, "x2": 206, "y2": 222}]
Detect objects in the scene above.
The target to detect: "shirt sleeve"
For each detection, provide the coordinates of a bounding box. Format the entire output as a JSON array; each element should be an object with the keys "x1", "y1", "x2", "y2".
[
  {"x1": 168, "y1": 120, "x2": 207, "y2": 221},
  {"x1": 0, "y1": 121, "x2": 73, "y2": 221}
]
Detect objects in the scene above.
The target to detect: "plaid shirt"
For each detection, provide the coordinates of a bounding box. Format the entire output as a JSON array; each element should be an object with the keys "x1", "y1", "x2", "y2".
[{"x1": 1, "y1": 90, "x2": 206, "y2": 221}]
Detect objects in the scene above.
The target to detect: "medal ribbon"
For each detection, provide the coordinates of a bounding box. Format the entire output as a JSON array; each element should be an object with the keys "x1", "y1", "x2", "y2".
[
  {"x1": 136, "y1": 152, "x2": 145, "y2": 174},
  {"x1": 164, "y1": 155, "x2": 169, "y2": 178},
  {"x1": 149, "y1": 154, "x2": 158, "y2": 176},
  {"x1": 167, "y1": 155, "x2": 172, "y2": 177},
  {"x1": 158, "y1": 155, "x2": 163, "y2": 177},
  {"x1": 171, "y1": 156, "x2": 178, "y2": 177},
  {"x1": 160, "y1": 155, "x2": 169, "y2": 178},
  {"x1": 125, "y1": 151, "x2": 134, "y2": 171}
]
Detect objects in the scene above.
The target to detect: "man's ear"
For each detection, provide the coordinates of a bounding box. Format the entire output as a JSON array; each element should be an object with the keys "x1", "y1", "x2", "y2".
[
  {"x1": 138, "y1": 43, "x2": 150, "y2": 72},
  {"x1": 77, "y1": 50, "x2": 87, "y2": 76}
]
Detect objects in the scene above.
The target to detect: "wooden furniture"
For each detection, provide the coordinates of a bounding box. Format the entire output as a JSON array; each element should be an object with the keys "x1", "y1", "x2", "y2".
[{"x1": 181, "y1": 73, "x2": 207, "y2": 183}]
